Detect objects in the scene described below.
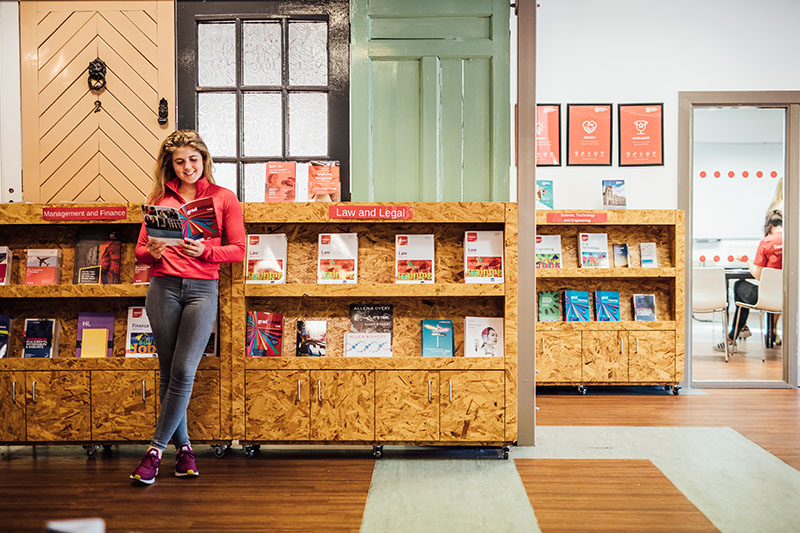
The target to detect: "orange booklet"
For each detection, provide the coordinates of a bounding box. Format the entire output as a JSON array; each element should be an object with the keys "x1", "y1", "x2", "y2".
[
  {"x1": 308, "y1": 161, "x2": 341, "y2": 202},
  {"x1": 266, "y1": 162, "x2": 296, "y2": 202}
]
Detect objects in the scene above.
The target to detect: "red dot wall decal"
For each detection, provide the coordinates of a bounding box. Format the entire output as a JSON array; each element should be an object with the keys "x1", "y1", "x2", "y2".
[
  {"x1": 757, "y1": 171, "x2": 763, "y2": 177},
  {"x1": 741, "y1": 255, "x2": 748, "y2": 262},
  {"x1": 713, "y1": 255, "x2": 720, "y2": 262},
  {"x1": 728, "y1": 255, "x2": 734, "y2": 262},
  {"x1": 714, "y1": 171, "x2": 720, "y2": 178},
  {"x1": 699, "y1": 255, "x2": 706, "y2": 262},
  {"x1": 700, "y1": 171, "x2": 707, "y2": 178},
  {"x1": 742, "y1": 171, "x2": 749, "y2": 178},
  {"x1": 771, "y1": 171, "x2": 778, "y2": 178},
  {"x1": 728, "y1": 171, "x2": 735, "y2": 178}
]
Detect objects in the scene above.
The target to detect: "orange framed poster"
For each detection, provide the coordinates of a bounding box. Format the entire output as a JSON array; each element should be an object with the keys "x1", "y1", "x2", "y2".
[
  {"x1": 618, "y1": 103, "x2": 663, "y2": 166},
  {"x1": 567, "y1": 104, "x2": 612, "y2": 166},
  {"x1": 536, "y1": 104, "x2": 561, "y2": 166}
]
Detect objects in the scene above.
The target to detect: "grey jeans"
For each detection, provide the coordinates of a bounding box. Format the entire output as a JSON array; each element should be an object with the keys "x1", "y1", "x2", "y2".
[{"x1": 146, "y1": 275, "x2": 218, "y2": 450}]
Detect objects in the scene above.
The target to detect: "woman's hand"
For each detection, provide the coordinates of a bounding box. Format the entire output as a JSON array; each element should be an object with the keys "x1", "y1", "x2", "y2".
[
  {"x1": 180, "y1": 238, "x2": 205, "y2": 258},
  {"x1": 146, "y1": 238, "x2": 166, "y2": 260}
]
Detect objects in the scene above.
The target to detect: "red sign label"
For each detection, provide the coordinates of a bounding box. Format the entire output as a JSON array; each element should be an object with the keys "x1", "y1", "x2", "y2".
[
  {"x1": 42, "y1": 206, "x2": 127, "y2": 221},
  {"x1": 328, "y1": 205, "x2": 413, "y2": 220},
  {"x1": 546, "y1": 212, "x2": 608, "y2": 223}
]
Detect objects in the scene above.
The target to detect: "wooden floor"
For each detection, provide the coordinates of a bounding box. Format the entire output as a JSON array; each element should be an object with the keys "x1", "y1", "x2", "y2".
[
  {"x1": 691, "y1": 317, "x2": 783, "y2": 381},
  {"x1": 0, "y1": 447, "x2": 374, "y2": 533},
  {"x1": 537, "y1": 387, "x2": 800, "y2": 471},
  {"x1": 515, "y1": 459, "x2": 718, "y2": 532}
]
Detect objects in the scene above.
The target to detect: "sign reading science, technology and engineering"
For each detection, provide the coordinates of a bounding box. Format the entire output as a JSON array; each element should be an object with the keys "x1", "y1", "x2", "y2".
[
  {"x1": 618, "y1": 103, "x2": 664, "y2": 166},
  {"x1": 567, "y1": 104, "x2": 612, "y2": 166}
]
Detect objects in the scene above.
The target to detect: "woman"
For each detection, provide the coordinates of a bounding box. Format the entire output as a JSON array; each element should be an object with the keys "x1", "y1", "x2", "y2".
[
  {"x1": 478, "y1": 326, "x2": 499, "y2": 356},
  {"x1": 715, "y1": 209, "x2": 782, "y2": 352},
  {"x1": 130, "y1": 130, "x2": 245, "y2": 484}
]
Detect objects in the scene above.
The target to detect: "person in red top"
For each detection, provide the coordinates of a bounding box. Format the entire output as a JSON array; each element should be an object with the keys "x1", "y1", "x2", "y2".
[
  {"x1": 130, "y1": 130, "x2": 245, "y2": 484},
  {"x1": 716, "y1": 209, "x2": 782, "y2": 352}
]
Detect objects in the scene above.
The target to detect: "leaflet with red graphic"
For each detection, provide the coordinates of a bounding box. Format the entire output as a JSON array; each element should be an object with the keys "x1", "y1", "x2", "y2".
[
  {"x1": 265, "y1": 162, "x2": 296, "y2": 202},
  {"x1": 25, "y1": 248, "x2": 61, "y2": 285},
  {"x1": 317, "y1": 233, "x2": 357, "y2": 284},
  {"x1": 395, "y1": 234, "x2": 434, "y2": 284},
  {"x1": 246, "y1": 234, "x2": 288, "y2": 284},
  {"x1": 464, "y1": 231, "x2": 504, "y2": 284}
]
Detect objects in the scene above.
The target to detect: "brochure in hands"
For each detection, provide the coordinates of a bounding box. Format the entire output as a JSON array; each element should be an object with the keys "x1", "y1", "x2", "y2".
[{"x1": 142, "y1": 197, "x2": 219, "y2": 245}]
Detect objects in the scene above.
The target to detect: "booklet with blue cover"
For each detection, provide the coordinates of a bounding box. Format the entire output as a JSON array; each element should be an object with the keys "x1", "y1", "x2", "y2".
[
  {"x1": 421, "y1": 319, "x2": 454, "y2": 357},
  {"x1": 563, "y1": 290, "x2": 590, "y2": 322},
  {"x1": 594, "y1": 291, "x2": 621, "y2": 321}
]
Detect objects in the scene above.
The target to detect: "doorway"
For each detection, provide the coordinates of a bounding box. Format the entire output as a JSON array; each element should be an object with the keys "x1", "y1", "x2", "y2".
[{"x1": 679, "y1": 92, "x2": 799, "y2": 388}]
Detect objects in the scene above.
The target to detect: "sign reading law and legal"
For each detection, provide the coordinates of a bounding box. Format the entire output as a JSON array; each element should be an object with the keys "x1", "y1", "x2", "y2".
[
  {"x1": 329, "y1": 205, "x2": 413, "y2": 220},
  {"x1": 536, "y1": 104, "x2": 561, "y2": 166},
  {"x1": 618, "y1": 103, "x2": 663, "y2": 166},
  {"x1": 567, "y1": 104, "x2": 612, "y2": 166}
]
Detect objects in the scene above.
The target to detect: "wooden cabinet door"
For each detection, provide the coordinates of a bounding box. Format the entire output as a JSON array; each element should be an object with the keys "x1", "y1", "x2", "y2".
[
  {"x1": 187, "y1": 369, "x2": 220, "y2": 441},
  {"x1": 440, "y1": 371, "x2": 504, "y2": 442},
  {"x1": 582, "y1": 331, "x2": 627, "y2": 382},
  {"x1": 245, "y1": 370, "x2": 310, "y2": 441},
  {"x1": 537, "y1": 331, "x2": 582, "y2": 383},
  {"x1": 26, "y1": 371, "x2": 90, "y2": 441},
  {"x1": 0, "y1": 372, "x2": 27, "y2": 442},
  {"x1": 310, "y1": 370, "x2": 374, "y2": 441},
  {"x1": 91, "y1": 370, "x2": 156, "y2": 441},
  {"x1": 628, "y1": 331, "x2": 676, "y2": 382},
  {"x1": 375, "y1": 370, "x2": 438, "y2": 441},
  {"x1": 19, "y1": 0, "x2": 175, "y2": 203}
]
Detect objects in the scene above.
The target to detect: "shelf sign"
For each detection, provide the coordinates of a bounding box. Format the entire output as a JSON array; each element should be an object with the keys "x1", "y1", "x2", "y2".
[
  {"x1": 546, "y1": 212, "x2": 608, "y2": 223},
  {"x1": 42, "y1": 206, "x2": 128, "y2": 221},
  {"x1": 329, "y1": 205, "x2": 413, "y2": 220}
]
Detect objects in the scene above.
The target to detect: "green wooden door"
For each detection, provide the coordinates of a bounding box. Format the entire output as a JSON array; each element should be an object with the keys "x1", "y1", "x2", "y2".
[{"x1": 351, "y1": 0, "x2": 510, "y2": 201}]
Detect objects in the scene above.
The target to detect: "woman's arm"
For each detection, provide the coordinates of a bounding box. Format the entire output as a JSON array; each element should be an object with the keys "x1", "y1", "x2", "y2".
[{"x1": 199, "y1": 192, "x2": 246, "y2": 263}]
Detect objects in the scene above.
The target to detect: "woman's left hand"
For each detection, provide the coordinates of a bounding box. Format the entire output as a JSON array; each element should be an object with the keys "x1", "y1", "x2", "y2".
[{"x1": 180, "y1": 238, "x2": 205, "y2": 258}]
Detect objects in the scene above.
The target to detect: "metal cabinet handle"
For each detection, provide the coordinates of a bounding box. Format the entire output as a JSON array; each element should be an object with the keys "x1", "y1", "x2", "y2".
[
  {"x1": 636, "y1": 338, "x2": 639, "y2": 354},
  {"x1": 142, "y1": 380, "x2": 146, "y2": 402},
  {"x1": 428, "y1": 380, "x2": 432, "y2": 403},
  {"x1": 542, "y1": 339, "x2": 546, "y2": 355},
  {"x1": 318, "y1": 380, "x2": 322, "y2": 402},
  {"x1": 32, "y1": 381, "x2": 36, "y2": 403},
  {"x1": 12, "y1": 381, "x2": 16, "y2": 402},
  {"x1": 297, "y1": 380, "x2": 302, "y2": 402},
  {"x1": 449, "y1": 380, "x2": 453, "y2": 402},
  {"x1": 620, "y1": 337, "x2": 624, "y2": 354}
]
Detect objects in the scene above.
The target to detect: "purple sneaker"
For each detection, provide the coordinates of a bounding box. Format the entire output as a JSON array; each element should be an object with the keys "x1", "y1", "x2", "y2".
[
  {"x1": 175, "y1": 445, "x2": 199, "y2": 477},
  {"x1": 130, "y1": 448, "x2": 161, "y2": 484}
]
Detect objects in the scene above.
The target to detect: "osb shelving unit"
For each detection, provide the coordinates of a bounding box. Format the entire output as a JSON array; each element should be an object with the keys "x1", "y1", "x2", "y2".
[
  {"x1": 234, "y1": 202, "x2": 518, "y2": 455},
  {"x1": 535, "y1": 210, "x2": 685, "y2": 393},
  {"x1": 0, "y1": 203, "x2": 231, "y2": 452}
]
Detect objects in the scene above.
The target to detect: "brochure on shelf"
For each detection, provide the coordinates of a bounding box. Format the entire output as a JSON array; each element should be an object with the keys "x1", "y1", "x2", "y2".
[
  {"x1": 0, "y1": 246, "x2": 11, "y2": 285},
  {"x1": 602, "y1": 179, "x2": 627, "y2": 209},
  {"x1": 564, "y1": 290, "x2": 590, "y2": 322},
  {"x1": 464, "y1": 316, "x2": 504, "y2": 357},
  {"x1": 133, "y1": 262, "x2": 152, "y2": 284},
  {"x1": 640, "y1": 242, "x2": 658, "y2": 268},
  {"x1": 23, "y1": 318, "x2": 60, "y2": 358},
  {"x1": 421, "y1": 319, "x2": 454, "y2": 357},
  {"x1": 613, "y1": 244, "x2": 630, "y2": 268},
  {"x1": 538, "y1": 291, "x2": 562, "y2": 321},
  {"x1": 464, "y1": 231, "x2": 504, "y2": 283},
  {"x1": 73, "y1": 228, "x2": 121, "y2": 285},
  {"x1": 633, "y1": 294, "x2": 657, "y2": 321},
  {"x1": 265, "y1": 162, "x2": 296, "y2": 202},
  {"x1": 0, "y1": 314, "x2": 10, "y2": 358},
  {"x1": 395, "y1": 234, "x2": 434, "y2": 284},
  {"x1": 25, "y1": 249, "x2": 61, "y2": 285},
  {"x1": 76, "y1": 312, "x2": 114, "y2": 358},
  {"x1": 125, "y1": 306, "x2": 157, "y2": 357},
  {"x1": 535, "y1": 235, "x2": 562, "y2": 268},
  {"x1": 297, "y1": 320, "x2": 327, "y2": 356},
  {"x1": 578, "y1": 233, "x2": 610, "y2": 268},
  {"x1": 594, "y1": 291, "x2": 621, "y2": 321},
  {"x1": 246, "y1": 311, "x2": 283, "y2": 357},
  {"x1": 246, "y1": 234, "x2": 288, "y2": 284},
  {"x1": 536, "y1": 180, "x2": 554, "y2": 209},
  {"x1": 317, "y1": 233, "x2": 358, "y2": 284},
  {"x1": 344, "y1": 332, "x2": 392, "y2": 357}
]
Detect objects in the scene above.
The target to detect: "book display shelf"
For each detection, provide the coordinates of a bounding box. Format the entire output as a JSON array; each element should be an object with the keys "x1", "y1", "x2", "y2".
[
  {"x1": 236, "y1": 202, "x2": 518, "y2": 457},
  {"x1": 536, "y1": 210, "x2": 685, "y2": 394},
  {"x1": 0, "y1": 204, "x2": 231, "y2": 455}
]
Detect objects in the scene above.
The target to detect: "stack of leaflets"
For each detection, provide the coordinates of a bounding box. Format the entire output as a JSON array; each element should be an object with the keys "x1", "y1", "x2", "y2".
[
  {"x1": 464, "y1": 317, "x2": 504, "y2": 357},
  {"x1": 246, "y1": 234, "x2": 288, "y2": 284},
  {"x1": 563, "y1": 290, "x2": 590, "y2": 322},
  {"x1": 464, "y1": 231, "x2": 504, "y2": 283},
  {"x1": 594, "y1": 291, "x2": 621, "y2": 321},
  {"x1": 318, "y1": 233, "x2": 357, "y2": 284},
  {"x1": 578, "y1": 233, "x2": 609, "y2": 268},
  {"x1": 395, "y1": 234, "x2": 434, "y2": 284},
  {"x1": 76, "y1": 312, "x2": 114, "y2": 358},
  {"x1": 245, "y1": 311, "x2": 283, "y2": 357},
  {"x1": 535, "y1": 235, "x2": 562, "y2": 268},
  {"x1": 421, "y1": 319, "x2": 454, "y2": 357},
  {"x1": 23, "y1": 318, "x2": 60, "y2": 358},
  {"x1": 25, "y1": 249, "x2": 61, "y2": 285},
  {"x1": 537, "y1": 291, "x2": 562, "y2": 321}
]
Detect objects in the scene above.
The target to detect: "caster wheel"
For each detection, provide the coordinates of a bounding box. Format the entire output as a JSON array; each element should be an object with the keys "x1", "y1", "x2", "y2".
[
  {"x1": 243, "y1": 445, "x2": 255, "y2": 458},
  {"x1": 502, "y1": 446, "x2": 510, "y2": 460},
  {"x1": 664, "y1": 385, "x2": 671, "y2": 391},
  {"x1": 372, "y1": 445, "x2": 384, "y2": 459},
  {"x1": 83, "y1": 444, "x2": 99, "y2": 458},
  {"x1": 212, "y1": 444, "x2": 228, "y2": 458},
  {"x1": 577, "y1": 386, "x2": 587, "y2": 395},
  {"x1": 672, "y1": 386, "x2": 681, "y2": 396}
]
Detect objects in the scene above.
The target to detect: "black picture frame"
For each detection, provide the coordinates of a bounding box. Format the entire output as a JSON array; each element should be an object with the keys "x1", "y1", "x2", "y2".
[
  {"x1": 618, "y1": 103, "x2": 664, "y2": 167},
  {"x1": 566, "y1": 103, "x2": 613, "y2": 166}
]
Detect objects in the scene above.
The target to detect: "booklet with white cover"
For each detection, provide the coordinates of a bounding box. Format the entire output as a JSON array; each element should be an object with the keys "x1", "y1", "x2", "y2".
[
  {"x1": 317, "y1": 233, "x2": 358, "y2": 284},
  {"x1": 395, "y1": 234, "x2": 434, "y2": 284},
  {"x1": 464, "y1": 316, "x2": 504, "y2": 357},
  {"x1": 464, "y1": 231, "x2": 504, "y2": 283},
  {"x1": 246, "y1": 234, "x2": 288, "y2": 284}
]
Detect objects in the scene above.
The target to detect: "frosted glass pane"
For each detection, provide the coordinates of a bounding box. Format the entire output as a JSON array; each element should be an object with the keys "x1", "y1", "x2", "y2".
[
  {"x1": 198, "y1": 93, "x2": 236, "y2": 158},
  {"x1": 243, "y1": 92, "x2": 282, "y2": 157},
  {"x1": 213, "y1": 163, "x2": 238, "y2": 198},
  {"x1": 289, "y1": 22, "x2": 328, "y2": 86},
  {"x1": 244, "y1": 163, "x2": 267, "y2": 202},
  {"x1": 289, "y1": 92, "x2": 328, "y2": 157},
  {"x1": 243, "y1": 22, "x2": 282, "y2": 86},
  {"x1": 198, "y1": 23, "x2": 235, "y2": 87}
]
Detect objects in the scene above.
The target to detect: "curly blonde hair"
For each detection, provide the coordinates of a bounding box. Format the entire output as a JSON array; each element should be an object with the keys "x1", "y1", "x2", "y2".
[{"x1": 147, "y1": 130, "x2": 216, "y2": 204}]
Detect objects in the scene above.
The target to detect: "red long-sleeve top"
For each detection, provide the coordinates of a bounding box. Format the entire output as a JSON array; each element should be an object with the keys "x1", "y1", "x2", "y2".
[{"x1": 135, "y1": 177, "x2": 245, "y2": 280}]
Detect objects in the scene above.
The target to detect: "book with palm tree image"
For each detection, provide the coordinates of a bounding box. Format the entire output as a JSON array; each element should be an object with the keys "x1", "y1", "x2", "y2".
[{"x1": 421, "y1": 319, "x2": 454, "y2": 357}]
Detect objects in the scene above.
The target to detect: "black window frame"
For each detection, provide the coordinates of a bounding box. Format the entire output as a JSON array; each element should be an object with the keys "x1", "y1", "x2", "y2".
[{"x1": 176, "y1": 0, "x2": 350, "y2": 200}]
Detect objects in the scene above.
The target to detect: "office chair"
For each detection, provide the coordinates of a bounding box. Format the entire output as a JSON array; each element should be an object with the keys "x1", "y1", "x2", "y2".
[
  {"x1": 692, "y1": 267, "x2": 730, "y2": 362},
  {"x1": 733, "y1": 267, "x2": 783, "y2": 362}
]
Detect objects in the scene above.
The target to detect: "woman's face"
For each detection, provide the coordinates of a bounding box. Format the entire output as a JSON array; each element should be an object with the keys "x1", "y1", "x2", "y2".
[
  {"x1": 171, "y1": 146, "x2": 203, "y2": 186},
  {"x1": 487, "y1": 328, "x2": 498, "y2": 345}
]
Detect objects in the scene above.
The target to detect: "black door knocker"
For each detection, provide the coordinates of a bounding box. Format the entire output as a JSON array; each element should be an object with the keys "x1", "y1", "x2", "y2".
[{"x1": 88, "y1": 58, "x2": 107, "y2": 91}]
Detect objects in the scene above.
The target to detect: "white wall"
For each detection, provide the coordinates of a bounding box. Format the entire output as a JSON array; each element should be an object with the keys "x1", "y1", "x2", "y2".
[
  {"x1": 535, "y1": 0, "x2": 800, "y2": 209},
  {"x1": 0, "y1": 0, "x2": 22, "y2": 203}
]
